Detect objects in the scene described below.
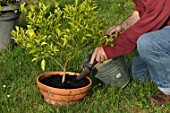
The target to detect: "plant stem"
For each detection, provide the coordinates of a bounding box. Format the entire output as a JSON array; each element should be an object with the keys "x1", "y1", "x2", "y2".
[
  {"x1": 62, "y1": 60, "x2": 68, "y2": 83},
  {"x1": 50, "y1": 56, "x2": 64, "y2": 70}
]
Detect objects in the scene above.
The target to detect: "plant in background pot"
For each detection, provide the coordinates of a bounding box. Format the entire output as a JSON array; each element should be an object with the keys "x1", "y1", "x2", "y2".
[
  {"x1": 12, "y1": 0, "x2": 105, "y2": 106},
  {"x1": 0, "y1": 0, "x2": 25, "y2": 50},
  {"x1": 0, "y1": 0, "x2": 21, "y2": 10}
]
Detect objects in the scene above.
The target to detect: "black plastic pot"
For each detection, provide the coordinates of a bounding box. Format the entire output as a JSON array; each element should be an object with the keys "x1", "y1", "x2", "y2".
[{"x1": 0, "y1": 4, "x2": 20, "y2": 50}]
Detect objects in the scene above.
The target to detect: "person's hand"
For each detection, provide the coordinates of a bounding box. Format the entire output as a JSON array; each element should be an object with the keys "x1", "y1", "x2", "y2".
[
  {"x1": 90, "y1": 46, "x2": 108, "y2": 64},
  {"x1": 105, "y1": 24, "x2": 123, "y2": 36}
]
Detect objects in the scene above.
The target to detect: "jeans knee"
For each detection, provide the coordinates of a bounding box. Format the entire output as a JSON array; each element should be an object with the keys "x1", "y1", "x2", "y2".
[
  {"x1": 137, "y1": 34, "x2": 153, "y2": 57},
  {"x1": 129, "y1": 56, "x2": 150, "y2": 82}
]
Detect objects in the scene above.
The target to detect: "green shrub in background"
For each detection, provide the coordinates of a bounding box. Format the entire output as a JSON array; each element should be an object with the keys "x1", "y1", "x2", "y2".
[{"x1": 12, "y1": 0, "x2": 107, "y2": 82}]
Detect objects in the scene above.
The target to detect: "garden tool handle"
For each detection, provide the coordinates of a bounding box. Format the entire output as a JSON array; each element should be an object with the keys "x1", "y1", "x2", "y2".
[
  {"x1": 85, "y1": 59, "x2": 98, "y2": 70},
  {"x1": 75, "y1": 59, "x2": 98, "y2": 81}
]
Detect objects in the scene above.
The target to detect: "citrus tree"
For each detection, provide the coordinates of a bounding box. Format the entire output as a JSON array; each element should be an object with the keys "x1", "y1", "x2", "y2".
[{"x1": 12, "y1": 0, "x2": 108, "y2": 82}]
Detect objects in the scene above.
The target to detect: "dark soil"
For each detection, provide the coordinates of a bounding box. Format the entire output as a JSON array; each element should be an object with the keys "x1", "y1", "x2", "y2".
[{"x1": 40, "y1": 74, "x2": 90, "y2": 89}]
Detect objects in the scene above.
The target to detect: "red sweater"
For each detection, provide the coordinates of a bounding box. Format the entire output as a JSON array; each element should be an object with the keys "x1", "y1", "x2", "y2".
[{"x1": 103, "y1": 0, "x2": 170, "y2": 59}]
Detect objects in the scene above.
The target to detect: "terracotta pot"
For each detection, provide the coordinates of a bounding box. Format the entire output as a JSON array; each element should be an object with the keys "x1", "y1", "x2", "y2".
[{"x1": 36, "y1": 71, "x2": 92, "y2": 106}]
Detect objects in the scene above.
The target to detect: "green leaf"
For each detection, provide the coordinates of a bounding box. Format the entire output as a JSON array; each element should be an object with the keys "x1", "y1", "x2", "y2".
[
  {"x1": 86, "y1": 34, "x2": 92, "y2": 37},
  {"x1": 114, "y1": 31, "x2": 119, "y2": 38},
  {"x1": 29, "y1": 49, "x2": 36, "y2": 54},
  {"x1": 41, "y1": 42, "x2": 48, "y2": 46},
  {"x1": 26, "y1": 44, "x2": 32, "y2": 48},
  {"x1": 75, "y1": 0, "x2": 79, "y2": 6},
  {"x1": 20, "y1": 3, "x2": 26, "y2": 12},
  {"x1": 61, "y1": 37, "x2": 68, "y2": 46},
  {"x1": 43, "y1": 0, "x2": 50, "y2": 6},
  {"x1": 31, "y1": 58, "x2": 37, "y2": 62},
  {"x1": 41, "y1": 59, "x2": 46, "y2": 71},
  {"x1": 15, "y1": 26, "x2": 19, "y2": 31},
  {"x1": 26, "y1": 29, "x2": 35, "y2": 38},
  {"x1": 0, "y1": 6, "x2": 2, "y2": 11}
]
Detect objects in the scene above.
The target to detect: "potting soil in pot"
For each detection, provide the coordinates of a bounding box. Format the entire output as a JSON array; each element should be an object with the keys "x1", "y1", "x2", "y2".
[{"x1": 40, "y1": 74, "x2": 90, "y2": 89}]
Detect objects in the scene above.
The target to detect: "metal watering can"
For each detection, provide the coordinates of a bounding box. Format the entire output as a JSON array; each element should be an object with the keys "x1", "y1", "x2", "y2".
[{"x1": 82, "y1": 52, "x2": 130, "y2": 89}]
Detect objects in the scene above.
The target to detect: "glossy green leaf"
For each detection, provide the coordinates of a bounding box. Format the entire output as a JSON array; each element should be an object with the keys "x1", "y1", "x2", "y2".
[
  {"x1": 41, "y1": 59, "x2": 46, "y2": 71},
  {"x1": 31, "y1": 58, "x2": 37, "y2": 62},
  {"x1": 41, "y1": 42, "x2": 48, "y2": 46},
  {"x1": 0, "y1": 5, "x2": 2, "y2": 11}
]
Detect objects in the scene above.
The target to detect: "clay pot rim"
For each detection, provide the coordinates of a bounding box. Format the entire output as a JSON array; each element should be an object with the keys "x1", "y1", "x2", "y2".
[{"x1": 36, "y1": 71, "x2": 92, "y2": 91}]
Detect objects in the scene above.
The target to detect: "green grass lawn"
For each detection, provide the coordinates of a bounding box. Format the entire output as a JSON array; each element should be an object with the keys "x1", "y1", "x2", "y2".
[{"x1": 1, "y1": 0, "x2": 170, "y2": 113}]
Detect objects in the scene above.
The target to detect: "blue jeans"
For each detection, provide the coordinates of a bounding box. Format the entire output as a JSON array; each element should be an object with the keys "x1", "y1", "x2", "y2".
[{"x1": 130, "y1": 26, "x2": 170, "y2": 89}]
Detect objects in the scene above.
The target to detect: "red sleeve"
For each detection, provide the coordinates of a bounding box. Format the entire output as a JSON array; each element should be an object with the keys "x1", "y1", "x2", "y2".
[
  {"x1": 104, "y1": 0, "x2": 170, "y2": 59},
  {"x1": 133, "y1": 0, "x2": 145, "y2": 16}
]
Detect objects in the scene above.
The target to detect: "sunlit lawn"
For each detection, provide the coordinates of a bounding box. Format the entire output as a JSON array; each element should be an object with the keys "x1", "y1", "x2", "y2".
[{"x1": 0, "y1": 0, "x2": 170, "y2": 113}]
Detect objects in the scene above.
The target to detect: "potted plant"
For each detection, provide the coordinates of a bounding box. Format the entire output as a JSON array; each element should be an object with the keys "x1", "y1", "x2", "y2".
[
  {"x1": 12, "y1": 0, "x2": 105, "y2": 106},
  {"x1": 0, "y1": 0, "x2": 24, "y2": 50}
]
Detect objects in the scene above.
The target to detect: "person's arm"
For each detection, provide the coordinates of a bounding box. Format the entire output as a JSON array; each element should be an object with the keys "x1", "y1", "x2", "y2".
[
  {"x1": 91, "y1": 0, "x2": 170, "y2": 64},
  {"x1": 120, "y1": 11, "x2": 140, "y2": 31},
  {"x1": 90, "y1": 11, "x2": 140, "y2": 64},
  {"x1": 105, "y1": 11, "x2": 140, "y2": 35},
  {"x1": 104, "y1": 0, "x2": 170, "y2": 59}
]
